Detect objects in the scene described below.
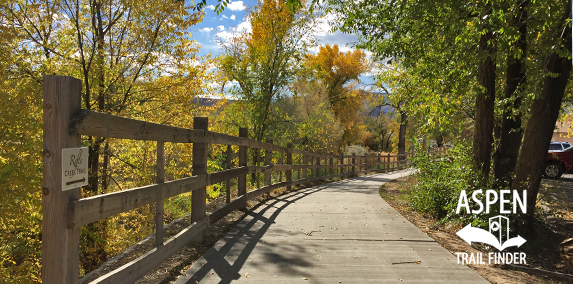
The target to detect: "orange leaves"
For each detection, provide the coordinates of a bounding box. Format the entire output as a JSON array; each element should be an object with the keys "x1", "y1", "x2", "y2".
[
  {"x1": 306, "y1": 45, "x2": 370, "y2": 97},
  {"x1": 303, "y1": 45, "x2": 371, "y2": 145}
]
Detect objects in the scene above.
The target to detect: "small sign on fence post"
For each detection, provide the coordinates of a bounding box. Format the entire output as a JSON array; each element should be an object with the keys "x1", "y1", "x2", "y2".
[{"x1": 61, "y1": 147, "x2": 88, "y2": 191}]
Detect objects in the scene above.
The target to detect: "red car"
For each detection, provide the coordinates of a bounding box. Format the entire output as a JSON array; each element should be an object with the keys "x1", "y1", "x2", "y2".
[{"x1": 544, "y1": 142, "x2": 573, "y2": 179}]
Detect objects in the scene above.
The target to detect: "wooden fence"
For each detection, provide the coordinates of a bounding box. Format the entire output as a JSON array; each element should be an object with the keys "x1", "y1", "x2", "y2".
[{"x1": 42, "y1": 75, "x2": 432, "y2": 283}]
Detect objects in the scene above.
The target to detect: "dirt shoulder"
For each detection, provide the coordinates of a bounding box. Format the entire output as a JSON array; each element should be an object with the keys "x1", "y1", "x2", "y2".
[{"x1": 379, "y1": 175, "x2": 573, "y2": 284}]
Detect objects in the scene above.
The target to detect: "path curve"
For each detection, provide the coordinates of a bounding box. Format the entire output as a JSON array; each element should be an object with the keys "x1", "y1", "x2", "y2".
[{"x1": 175, "y1": 170, "x2": 488, "y2": 283}]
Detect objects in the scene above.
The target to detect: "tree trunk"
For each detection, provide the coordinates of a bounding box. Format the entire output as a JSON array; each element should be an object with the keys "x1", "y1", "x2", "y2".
[
  {"x1": 101, "y1": 142, "x2": 110, "y2": 192},
  {"x1": 511, "y1": 1, "x2": 571, "y2": 226},
  {"x1": 398, "y1": 110, "x2": 408, "y2": 159},
  {"x1": 494, "y1": 0, "x2": 527, "y2": 188},
  {"x1": 436, "y1": 134, "x2": 444, "y2": 147},
  {"x1": 82, "y1": 1, "x2": 108, "y2": 273},
  {"x1": 472, "y1": 8, "x2": 496, "y2": 180}
]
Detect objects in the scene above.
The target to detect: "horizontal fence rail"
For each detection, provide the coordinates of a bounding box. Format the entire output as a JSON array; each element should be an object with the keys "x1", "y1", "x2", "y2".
[{"x1": 42, "y1": 75, "x2": 446, "y2": 284}]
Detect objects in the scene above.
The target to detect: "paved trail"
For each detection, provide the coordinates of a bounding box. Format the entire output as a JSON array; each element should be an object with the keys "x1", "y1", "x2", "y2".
[{"x1": 175, "y1": 170, "x2": 489, "y2": 283}]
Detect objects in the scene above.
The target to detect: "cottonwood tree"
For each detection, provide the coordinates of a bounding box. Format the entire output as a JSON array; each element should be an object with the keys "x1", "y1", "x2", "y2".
[
  {"x1": 218, "y1": 0, "x2": 319, "y2": 142},
  {"x1": 511, "y1": 1, "x2": 571, "y2": 224},
  {"x1": 303, "y1": 44, "x2": 370, "y2": 147},
  {"x1": 328, "y1": 0, "x2": 572, "y2": 227}
]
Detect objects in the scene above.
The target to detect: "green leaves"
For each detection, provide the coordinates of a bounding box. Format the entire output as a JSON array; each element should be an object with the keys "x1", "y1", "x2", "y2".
[{"x1": 217, "y1": 0, "x2": 318, "y2": 142}]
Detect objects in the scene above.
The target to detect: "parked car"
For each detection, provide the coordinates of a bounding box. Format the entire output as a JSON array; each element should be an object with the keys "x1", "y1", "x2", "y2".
[
  {"x1": 549, "y1": 141, "x2": 572, "y2": 151},
  {"x1": 544, "y1": 142, "x2": 573, "y2": 179}
]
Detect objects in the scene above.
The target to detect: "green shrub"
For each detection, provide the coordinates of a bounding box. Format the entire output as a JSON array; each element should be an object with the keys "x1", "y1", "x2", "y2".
[{"x1": 409, "y1": 141, "x2": 476, "y2": 219}]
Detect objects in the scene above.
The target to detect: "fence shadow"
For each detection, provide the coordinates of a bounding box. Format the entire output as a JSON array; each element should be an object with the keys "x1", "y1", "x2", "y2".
[{"x1": 178, "y1": 186, "x2": 325, "y2": 284}]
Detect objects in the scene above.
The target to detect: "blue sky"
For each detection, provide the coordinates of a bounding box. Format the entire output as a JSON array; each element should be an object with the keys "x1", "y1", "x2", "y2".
[{"x1": 191, "y1": 0, "x2": 378, "y2": 87}]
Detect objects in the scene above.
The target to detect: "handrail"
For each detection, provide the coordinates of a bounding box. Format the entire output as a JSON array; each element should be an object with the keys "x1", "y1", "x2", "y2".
[{"x1": 42, "y1": 75, "x2": 446, "y2": 284}]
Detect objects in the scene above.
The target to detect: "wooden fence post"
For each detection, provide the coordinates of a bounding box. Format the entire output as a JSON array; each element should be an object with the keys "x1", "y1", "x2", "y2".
[
  {"x1": 226, "y1": 145, "x2": 232, "y2": 204},
  {"x1": 340, "y1": 154, "x2": 344, "y2": 176},
  {"x1": 352, "y1": 153, "x2": 356, "y2": 175},
  {"x1": 155, "y1": 141, "x2": 165, "y2": 247},
  {"x1": 316, "y1": 155, "x2": 321, "y2": 178},
  {"x1": 279, "y1": 149, "x2": 283, "y2": 182},
  {"x1": 309, "y1": 155, "x2": 315, "y2": 178},
  {"x1": 302, "y1": 154, "x2": 307, "y2": 180},
  {"x1": 238, "y1": 128, "x2": 248, "y2": 208},
  {"x1": 42, "y1": 75, "x2": 82, "y2": 284},
  {"x1": 191, "y1": 117, "x2": 208, "y2": 243},
  {"x1": 286, "y1": 143, "x2": 293, "y2": 190},
  {"x1": 388, "y1": 153, "x2": 391, "y2": 170},
  {"x1": 297, "y1": 154, "x2": 301, "y2": 180},
  {"x1": 265, "y1": 138, "x2": 272, "y2": 187},
  {"x1": 329, "y1": 154, "x2": 333, "y2": 177},
  {"x1": 256, "y1": 148, "x2": 261, "y2": 188}
]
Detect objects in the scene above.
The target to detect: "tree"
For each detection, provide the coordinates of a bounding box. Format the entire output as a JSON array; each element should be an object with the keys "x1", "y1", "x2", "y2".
[
  {"x1": 493, "y1": 0, "x2": 528, "y2": 187},
  {"x1": 290, "y1": 82, "x2": 345, "y2": 152},
  {"x1": 0, "y1": 3, "x2": 43, "y2": 279},
  {"x1": 511, "y1": 0, "x2": 571, "y2": 224},
  {"x1": 328, "y1": 0, "x2": 572, "y2": 227},
  {"x1": 304, "y1": 44, "x2": 370, "y2": 147},
  {"x1": 472, "y1": 1, "x2": 497, "y2": 181},
  {"x1": 362, "y1": 113, "x2": 395, "y2": 153},
  {"x1": 218, "y1": 0, "x2": 318, "y2": 142},
  {"x1": 2, "y1": 0, "x2": 207, "y2": 275}
]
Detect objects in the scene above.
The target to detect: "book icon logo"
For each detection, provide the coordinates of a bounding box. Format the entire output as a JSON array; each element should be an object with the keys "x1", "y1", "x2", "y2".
[
  {"x1": 489, "y1": 215, "x2": 509, "y2": 245},
  {"x1": 456, "y1": 215, "x2": 526, "y2": 251}
]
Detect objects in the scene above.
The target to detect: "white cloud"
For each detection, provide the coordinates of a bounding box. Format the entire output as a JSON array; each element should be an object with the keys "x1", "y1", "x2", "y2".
[
  {"x1": 200, "y1": 27, "x2": 213, "y2": 32},
  {"x1": 207, "y1": 5, "x2": 215, "y2": 10},
  {"x1": 215, "y1": 30, "x2": 238, "y2": 45},
  {"x1": 314, "y1": 13, "x2": 335, "y2": 37},
  {"x1": 236, "y1": 20, "x2": 251, "y2": 32},
  {"x1": 217, "y1": 25, "x2": 225, "y2": 31},
  {"x1": 216, "y1": 19, "x2": 252, "y2": 49},
  {"x1": 222, "y1": 14, "x2": 237, "y2": 20},
  {"x1": 227, "y1": 1, "x2": 246, "y2": 11}
]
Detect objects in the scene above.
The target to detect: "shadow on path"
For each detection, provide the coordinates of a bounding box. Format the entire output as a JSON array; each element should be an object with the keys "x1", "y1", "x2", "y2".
[{"x1": 178, "y1": 186, "x2": 325, "y2": 284}]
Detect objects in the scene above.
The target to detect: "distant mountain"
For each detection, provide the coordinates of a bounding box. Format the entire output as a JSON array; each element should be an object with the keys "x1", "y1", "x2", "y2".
[
  {"x1": 192, "y1": 97, "x2": 236, "y2": 107},
  {"x1": 191, "y1": 97, "x2": 238, "y2": 110},
  {"x1": 360, "y1": 91, "x2": 394, "y2": 117}
]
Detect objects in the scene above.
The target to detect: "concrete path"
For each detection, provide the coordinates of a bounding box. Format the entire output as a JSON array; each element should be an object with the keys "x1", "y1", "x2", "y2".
[{"x1": 175, "y1": 170, "x2": 489, "y2": 284}]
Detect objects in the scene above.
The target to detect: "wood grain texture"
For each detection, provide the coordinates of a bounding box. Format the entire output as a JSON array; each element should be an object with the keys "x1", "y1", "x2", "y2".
[
  {"x1": 265, "y1": 138, "x2": 272, "y2": 187},
  {"x1": 42, "y1": 75, "x2": 82, "y2": 284},
  {"x1": 247, "y1": 181, "x2": 294, "y2": 200},
  {"x1": 208, "y1": 195, "x2": 247, "y2": 225},
  {"x1": 286, "y1": 143, "x2": 293, "y2": 190},
  {"x1": 68, "y1": 175, "x2": 208, "y2": 228},
  {"x1": 238, "y1": 128, "x2": 248, "y2": 209},
  {"x1": 90, "y1": 217, "x2": 209, "y2": 284},
  {"x1": 191, "y1": 118, "x2": 208, "y2": 227},
  {"x1": 68, "y1": 166, "x2": 279, "y2": 228},
  {"x1": 72, "y1": 110, "x2": 287, "y2": 151},
  {"x1": 155, "y1": 141, "x2": 165, "y2": 247},
  {"x1": 226, "y1": 145, "x2": 232, "y2": 204},
  {"x1": 72, "y1": 110, "x2": 205, "y2": 143}
]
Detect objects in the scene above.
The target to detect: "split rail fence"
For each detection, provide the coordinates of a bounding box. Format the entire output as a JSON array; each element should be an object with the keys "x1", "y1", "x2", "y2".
[{"x1": 42, "y1": 75, "x2": 435, "y2": 284}]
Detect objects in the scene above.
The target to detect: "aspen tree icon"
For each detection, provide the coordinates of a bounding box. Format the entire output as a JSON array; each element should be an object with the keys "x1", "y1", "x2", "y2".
[{"x1": 489, "y1": 215, "x2": 509, "y2": 245}]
